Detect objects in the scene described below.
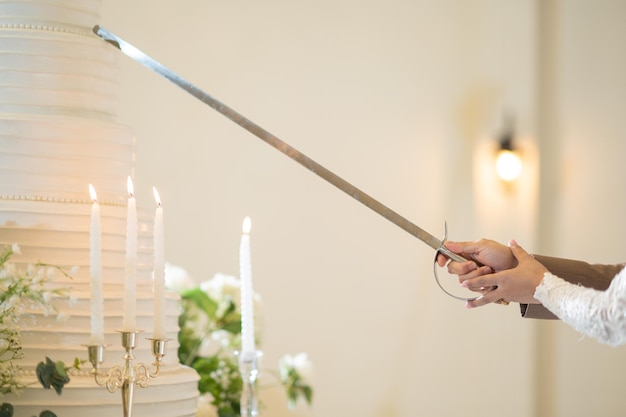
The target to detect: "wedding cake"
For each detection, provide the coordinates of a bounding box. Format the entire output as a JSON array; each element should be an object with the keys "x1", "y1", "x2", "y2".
[{"x1": 0, "y1": 0, "x2": 199, "y2": 416}]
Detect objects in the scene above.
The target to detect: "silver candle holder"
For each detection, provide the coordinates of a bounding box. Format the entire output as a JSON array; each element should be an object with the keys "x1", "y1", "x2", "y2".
[
  {"x1": 86, "y1": 330, "x2": 169, "y2": 417},
  {"x1": 237, "y1": 349, "x2": 262, "y2": 417}
]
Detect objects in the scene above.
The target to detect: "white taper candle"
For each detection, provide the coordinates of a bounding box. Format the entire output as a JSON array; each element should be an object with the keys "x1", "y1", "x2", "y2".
[
  {"x1": 89, "y1": 184, "x2": 104, "y2": 345},
  {"x1": 123, "y1": 176, "x2": 137, "y2": 331},
  {"x1": 153, "y1": 187, "x2": 166, "y2": 339},
  {"x1": 240, "y1": 216, "x2": 255, "y2": 352}
]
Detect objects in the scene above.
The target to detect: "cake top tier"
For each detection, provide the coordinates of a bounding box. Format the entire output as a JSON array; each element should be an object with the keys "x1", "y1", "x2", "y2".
[{"x1": 0, "y1": 0, "x2": 101, "y2": 34}]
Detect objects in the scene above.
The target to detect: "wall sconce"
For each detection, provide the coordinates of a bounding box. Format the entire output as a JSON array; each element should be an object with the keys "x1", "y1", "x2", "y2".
[{"x1": 495, "y1": 122, "x2": 522, "y2": 182}]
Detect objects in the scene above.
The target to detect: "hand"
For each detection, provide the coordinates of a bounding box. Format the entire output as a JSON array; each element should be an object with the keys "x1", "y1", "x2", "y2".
[
  {"x1": 463, "y1": 240, "x2": 548, "y2": 307},
  {"x1": 436, "y1": 239, "x2": 517, "y2": 287}
]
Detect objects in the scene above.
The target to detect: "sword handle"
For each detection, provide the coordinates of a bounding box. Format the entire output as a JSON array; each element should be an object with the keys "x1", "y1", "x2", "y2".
[{"x1": 434, "y1": 223, "x2": 509, "y2": 305}]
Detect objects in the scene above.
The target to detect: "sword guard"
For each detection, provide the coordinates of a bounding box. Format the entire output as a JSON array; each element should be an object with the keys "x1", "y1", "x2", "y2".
[{"x1": 433, "y1": 222, "x2": 508, "y2": 305}]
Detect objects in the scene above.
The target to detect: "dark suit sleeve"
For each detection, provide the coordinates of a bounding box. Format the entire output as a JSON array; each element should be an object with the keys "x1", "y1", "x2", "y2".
[{"x1": 520, "y1": 255, "x2": 625, "y2": 319}]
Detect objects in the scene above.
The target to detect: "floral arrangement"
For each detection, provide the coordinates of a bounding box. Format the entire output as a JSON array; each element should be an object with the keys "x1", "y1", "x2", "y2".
[
  {"x1": 0, "y1": 244, "x2": 80, "y2": 417},
  {"x1": 166, "y1": 265, "x2": 313, "y2": 417}
]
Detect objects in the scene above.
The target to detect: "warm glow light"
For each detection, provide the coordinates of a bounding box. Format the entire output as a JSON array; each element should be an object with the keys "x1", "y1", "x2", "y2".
[
  {"x1": 127, "y1": 176, "x2": 134, "y2": 197},
  {"x1": 496, "y1": 150, "x2": 523, "y2": 181},
  {"x1": 88, "y1": 184, "x2": 97, "y2": 202},
  {"x1": 242, "y1": 216, "x2": 252, "y2": 235},
  {"x1": 153, "y1": 186, "x2": 161, "y2": 207}
]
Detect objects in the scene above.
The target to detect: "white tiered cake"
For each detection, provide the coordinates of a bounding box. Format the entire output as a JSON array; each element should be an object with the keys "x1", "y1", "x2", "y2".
[{"x1": 0, "y1": 0, "x2": 199, "y2": 415}]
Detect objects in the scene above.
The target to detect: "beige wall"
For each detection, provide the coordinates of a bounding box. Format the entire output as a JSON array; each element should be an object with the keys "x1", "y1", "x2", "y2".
[
  {"x1": 101, "y1": 1, "x2": 626, "y2": 416},
  {"x1": 535, "y1": 1, "x2": 626, "y2": 416}
]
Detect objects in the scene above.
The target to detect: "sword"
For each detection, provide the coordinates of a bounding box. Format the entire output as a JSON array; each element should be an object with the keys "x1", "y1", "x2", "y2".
[{"x1": 93, "y1": 25, "x2": 491, "y2": 302}]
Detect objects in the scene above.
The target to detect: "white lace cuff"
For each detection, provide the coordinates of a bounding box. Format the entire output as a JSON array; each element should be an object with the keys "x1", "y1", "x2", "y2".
[{"x1": 534, "y1": 270, "x2": 626, "y2": 346}]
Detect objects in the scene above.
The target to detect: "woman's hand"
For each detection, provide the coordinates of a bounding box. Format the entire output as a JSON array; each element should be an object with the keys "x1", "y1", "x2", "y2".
[{"x1": 462, "y1": 240, "x2": 548, "y2": 307}]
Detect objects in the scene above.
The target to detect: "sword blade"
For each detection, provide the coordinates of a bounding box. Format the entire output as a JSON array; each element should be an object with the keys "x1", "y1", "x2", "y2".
[{"x1": 93, "y1": 25, "x2": 465, "y2": 262}]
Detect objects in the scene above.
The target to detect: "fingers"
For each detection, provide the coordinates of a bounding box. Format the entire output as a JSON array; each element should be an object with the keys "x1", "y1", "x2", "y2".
[
  {"x1": 465, "y1": 287, "x2": 503, "y2": 308},
  {"x1": 436, "y1": 253, "x2": 449, "y2": 267},
  {"x1": 446, "y1": 259, "x2": 477, "y2": 275},
  {"x1": 436, "y1": 241, "x2": 470, "y2": 266},
  {"x1": 459, "y1": 269, "x2": 496, "y2": 290},
  {"x1": 444, "y1": 240, "x2": 483, "y2": 258},
  {"x1": 509, "y1": 239, "x2": 531, "y2": 262}
]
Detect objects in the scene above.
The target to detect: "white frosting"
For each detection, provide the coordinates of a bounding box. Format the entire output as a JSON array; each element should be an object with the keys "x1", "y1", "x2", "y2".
[
  {"x1": 0, "y1": 29, "x2": 119, "y2": 117},
  {"x1": 0, "y1": 0, "x2": 102, "y2": 34},
  {"x1": 0, "y1": 1, "x2": 199, "y2": 416}
]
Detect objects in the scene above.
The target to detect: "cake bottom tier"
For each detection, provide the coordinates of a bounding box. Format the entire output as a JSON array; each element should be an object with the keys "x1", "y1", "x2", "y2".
[{"x1": 6, "y1": 365, "x2": 200, "y2": 417}]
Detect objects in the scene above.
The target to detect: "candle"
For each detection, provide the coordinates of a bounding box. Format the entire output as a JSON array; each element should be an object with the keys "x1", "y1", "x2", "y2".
[
  {"x1": 240, "y1": 216, "x2": 255, "y2": 352},
  {"x1": 123, "y1": 177, "x2": 137, "y2": 331},
  {"x1": 153, "y1": 187, "x2": 166, "y2": 339},
  {"x1": 89, "y1": 184, "x2": 104, "y2": 345}
]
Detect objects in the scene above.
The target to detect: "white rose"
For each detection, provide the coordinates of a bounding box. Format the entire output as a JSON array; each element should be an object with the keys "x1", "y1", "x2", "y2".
[
  {"x1": 292, "y1": 352, "x2": 313, "y2": 383},
  {"x1": 165, "y1": 263, "x2": 195, "y2": 293},
  {"x1": 200, "y1": 273, "x2": 241, "y2": 305},
  {"x1": 197, "y1": 332, "x2": 225, "y2": 357}
]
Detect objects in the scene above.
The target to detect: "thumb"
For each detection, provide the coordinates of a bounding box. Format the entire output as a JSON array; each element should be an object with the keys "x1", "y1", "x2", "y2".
[
  {"x1": 445, "y1": 240, "x2": 478, "y2": 256},
  {"x1": 508, "y1": 239, "x2": 531, "y2": 262}
]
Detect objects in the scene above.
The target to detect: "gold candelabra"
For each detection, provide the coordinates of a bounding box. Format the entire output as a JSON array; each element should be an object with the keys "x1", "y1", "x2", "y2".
[{"x1": 86, "y1": 331, "x2": 168, "y2": 417}]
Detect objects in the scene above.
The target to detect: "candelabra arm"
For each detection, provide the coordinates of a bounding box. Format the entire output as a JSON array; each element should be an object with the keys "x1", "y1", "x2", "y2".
[
  {"x1": 84, "y1": 332, "x2": 169, "y2": 417},
  {"x1": 147, "y1": 338, "x2": 169, "y2": 378}
]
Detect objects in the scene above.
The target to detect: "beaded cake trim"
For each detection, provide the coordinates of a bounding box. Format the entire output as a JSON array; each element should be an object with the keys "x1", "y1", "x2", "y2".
[
  {"x1": 0, "y1": 22, "x2": 94, "y2": 37},
  {"x1": 0, "y1": 194, "x2": 125, "y2": 206}
]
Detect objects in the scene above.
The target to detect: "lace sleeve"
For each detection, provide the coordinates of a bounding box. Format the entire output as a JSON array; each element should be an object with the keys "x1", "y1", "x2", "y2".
[{"x1": 534, "y1": 269, "x2": 626, "y2": 346}]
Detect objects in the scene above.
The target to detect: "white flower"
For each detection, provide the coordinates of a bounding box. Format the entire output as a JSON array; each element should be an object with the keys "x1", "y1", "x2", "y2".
[
  {"x1": 185, "y1": 304, "x2": 209, "y2": 338},
  {"x1": 196, "y1": 393, "x2": 218, "y2": 417},
  {"x1": 280, "y1": 352, "x2": 314, "y2": 385},
  {"x1": 45, "y1": 267, "x2": 56, "y2": 279},
  {"x1": 5, "y1": 295, "x2": 19, "y2": 310},
  {"x1": 69, "y1": 266, "x2": 80, "y2": 277},
  {"x1": 200, "y1": 273, "x2": 241, "y2": 307},
  {"x1": 198, "y1": 334, "x2": 223, "y2": 357},
  {"x1": 292, "y1": 352, "x2": 313, "y2": 383},
  {"x1": 165, "y1": 263, "x2": 195, "y2": 293},
  {"x1": 10, "y1": 244, "x2": 20, "y2": 255}
]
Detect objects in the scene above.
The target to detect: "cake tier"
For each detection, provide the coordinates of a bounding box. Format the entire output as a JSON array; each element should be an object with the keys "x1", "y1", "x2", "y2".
[
  {"x1": 0, "y1": 116, "x2": 135, "y2": 201},
  {"x1": 18, "y1": 292, "x2": 184, "y2": 369},
  {"x1": 0, "y1": 197, "x2": 201, "y2": 417},
  {"x1": 0, "y1": 200, "x2": 153, "y2": 292},
  {"x1": 0, "y1": 0, "x2": 101, "y2": 31},
  {"x1": 0, "y1": 0, "x2": 116, "y2": 119},
  {"x1": 9, "y1": 368, "x2": 200, "y2": 417},
  {"x1": 0, "y1": 25, "x2": 120, "y2": 119}
]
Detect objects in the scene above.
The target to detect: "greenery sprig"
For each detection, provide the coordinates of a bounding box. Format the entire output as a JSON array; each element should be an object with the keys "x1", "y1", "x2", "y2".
[{"x1": 0, "y1": 244, "x2": 80, "y2": 416}]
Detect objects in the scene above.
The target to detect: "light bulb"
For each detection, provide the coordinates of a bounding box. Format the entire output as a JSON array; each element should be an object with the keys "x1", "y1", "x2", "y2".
[{"x1": 496, "y1": 149, "x2": 522, "y2": 181}]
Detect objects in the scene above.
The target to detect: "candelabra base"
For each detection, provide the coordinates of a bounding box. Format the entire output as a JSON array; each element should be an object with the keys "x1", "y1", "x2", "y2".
[{"x1": 85, "y1": 330, "x2": 169, "y2": 417}]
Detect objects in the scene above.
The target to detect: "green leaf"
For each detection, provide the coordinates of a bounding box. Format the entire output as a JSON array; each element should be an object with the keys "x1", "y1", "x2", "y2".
[
  {"x1": 181, "y1": 288, "x2": 219, "y2": 319},
  {"x1": 220, "y1": 316, "x2": 242, "y2": 335},
  {"x1": 54, "y1": 361, "x2": 67, "y2": 377},
  {"x1": 0, "y1": 403, "x2": 13, "y2": 417},
  {"x1": 303, "y1": 385, "x2": 313, "y2": 404},
  {"x1": 36, "y1": 357, "x2": 70, "y2": 395},
  {"x1": 217, "y1": 404, "x2": 239, "y2": 417}
]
